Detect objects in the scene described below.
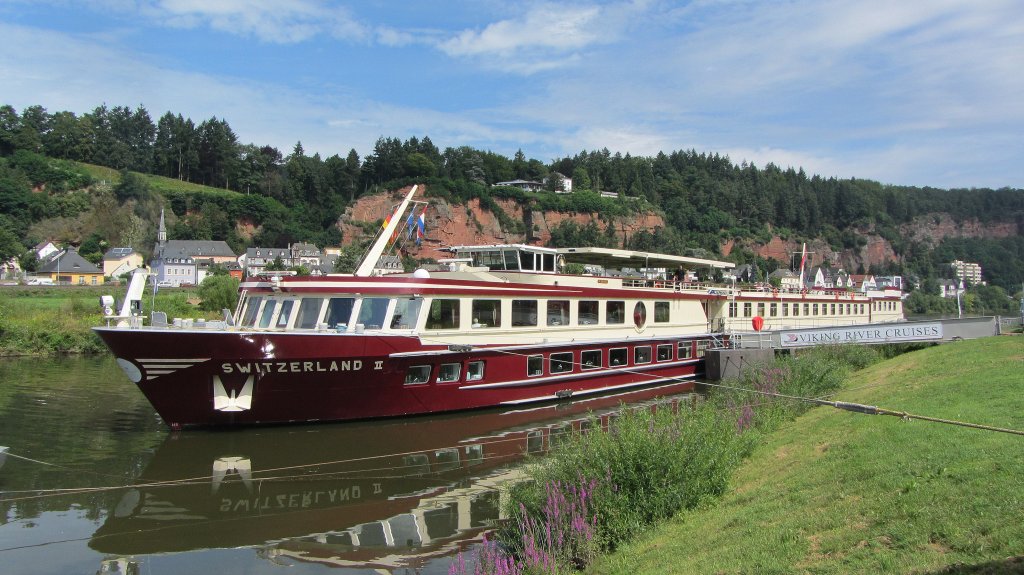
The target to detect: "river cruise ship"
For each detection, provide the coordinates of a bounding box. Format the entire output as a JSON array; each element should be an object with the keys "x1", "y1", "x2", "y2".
[{"x1": 94, "y1": 186, "x2": 903, "y2": 428}]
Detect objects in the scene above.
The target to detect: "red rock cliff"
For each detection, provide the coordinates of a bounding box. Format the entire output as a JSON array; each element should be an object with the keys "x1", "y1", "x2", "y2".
[{"x1": 336, "y1": 185, "x2": 665, "y2": 261}]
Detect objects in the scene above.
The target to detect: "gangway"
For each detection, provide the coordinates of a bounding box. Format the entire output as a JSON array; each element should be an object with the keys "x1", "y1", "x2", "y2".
[{"x1": 706, "y1": 316, "x2": 1004, "y2": 381}]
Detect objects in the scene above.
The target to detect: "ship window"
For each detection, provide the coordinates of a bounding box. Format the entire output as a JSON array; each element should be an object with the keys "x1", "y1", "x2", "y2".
[
  {"x1": 728, "y1": 302, "x2": 738, "y2": 317},
  {"x1": 295, "y1": 297, "x2": 324, "y2": 329},
  {"x1": 325, "y1": 297, "x2": 355, "y2": 329},
  {"x1": 435, "y1": 448, "x2": 460, "y2": 472},
  {"x1": 696, "y1": 340, "x2": 709, "y2": 358},
  {"x1": 438, "y1": 363, "x2": 461, "y2": 383},
  {"x1": 757, "y1": 303, "x2": 765, "y2": 317},
  {"x1": 275, "y1": 300, "x2": 295, "y2": 328},
  {"x1": 581, "y1": 349, "x2": 601, "y2": 369},
  {"x1": 813, "y1": 304, "x2": 819, "y2": 315},
  {"x1": 609, "y1": 347, "x2": 627, "y2": 366},
  {"x1": 804, "y1": 303, "x2": 810, "y2": 316},
  {"x1": 547, "y1": 300, "x2": 569, "y2": 326},
  {"x1": 357, "y1": 297, "x2": 390, "y2": 330},
  {"x1": 526, "y1": 430, "x2": 544, "y2": 454},
  {"x1": 634, "y1": 346, "x2": 652, "y2": 364},
  {"x1": 391, "y1": 297, "x2": 423, "y2": 329},
  {"x1": 838, "y1": 303, "x2": 844, "y2": 315},
  {"x1": 606, "y1": 301, "x2": 625, "y2": 324},
  {"x1": 465, "y1": 444, "x2": 483, "y2": 466},
  {"x1": 543, "y1": 253, "x2": 555, "y2": 272},
  {"x1": 241, "y1": 296, "x2": 263, "y2": 327},
  {"x1": 473, "y1": 250, "x2": 505, "y2": 270},
  {"x1": 657, "y1": 344, "x2": 672, "y2": 361},
  {"x1": 743, "y1": 302, "x2": 752, "y2": 317},
  {"x1": 830, "y1": 303, "x2": 836, "y2": 315},
  {"x1": 550, "y1": 423, "x2": 570, "y2": 447},
  {"x1": 403, "y1": 453, "x2": 430, "y2": 475},
  {"x1": 550, "y1": 352, "x2": 573, "y2": 374},
  {"x1": 504, "y1": 250, "x2": 519, "y2": 270},
  {"x1": 512, "y1": 300, "x2": 538, "y2": 326},
  {"x1": 426, "y1": 299, "x2": 460, "y2": 330},
  {"x1": 579, "y1": 300, "x2": 599, "y2": 325},
  {"x1": 633, "y1": 302, "x2": 647, "y2": 328},
  {"x1": 520, "y1": 251, "x2": 535, "y2": 271},
  {"x1": 405, "y1": 365, "x2": 431, "y2": 385},
  {"x1": 472, "y1": 299, "x2": 501, "y2": 328},
  {"x1": 466, "y1": 361, "x2": 485, "y2": 381},
  {"x1": 655, "y1": 301, "x2": 670, "y2": 323},
  {"x1": 769, "y1": 303, "x2": 777, "y2": 317},
  {"x1": 678, "y1": 341, "x2": 693, "y2": 359},
  {"x1": 527, "y1": 355, "x2": 544, "y2": 376},
  {"x1": 258, "y1": 300, "x2": 277, "y2": 328},
  {"x1": 793, "y1": 303, "x2": 800, "y2": 316}
]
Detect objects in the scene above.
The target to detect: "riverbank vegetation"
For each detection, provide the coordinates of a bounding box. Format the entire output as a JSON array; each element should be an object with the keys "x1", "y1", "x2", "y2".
[
  {"x1": 0, "y1": 285, "x2": 219, "y2": 356},
  {"x1": 456, "y1": 338, "x2": 1023, "y2": 574}
]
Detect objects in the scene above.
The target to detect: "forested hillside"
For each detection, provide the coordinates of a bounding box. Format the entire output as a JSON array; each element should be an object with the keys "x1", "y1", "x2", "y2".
[{"x1": 2, "y1": 102, "x2": 1022, "y2": 301}]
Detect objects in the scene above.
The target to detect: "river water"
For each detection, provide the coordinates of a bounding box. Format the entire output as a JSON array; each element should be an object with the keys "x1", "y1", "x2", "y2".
[{"x1": 0, "y1": 355, "x2": 694, "y2": 574}]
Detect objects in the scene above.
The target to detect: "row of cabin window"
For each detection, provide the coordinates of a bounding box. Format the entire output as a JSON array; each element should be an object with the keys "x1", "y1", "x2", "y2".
[
  {"x1": 527, "y1": 340, "x2": 707, "y2": 376},
  {"x1": 728, "y1": 301, "x2": 869, "y2": 318},
  {"x1": 401, "y1": 444, "x2": 485, "y2": 475},
  {"x1": 873, "y1": 300, "x2": 899, "y2": 311},
  {"x1": 239, "y1": 295, "x2": 673, "y2": 331},
  {"x1": 457, "y1": 299, "x2": 671, "y2": 329},
  {"x1": 405, "y1": 360, "x2": 485, "y2": 385},
  {"x1": 468, "y1": 249, "x2": 557, "y2": 272},
  {"x1": 402, "y1": 341, "x2": 711, "y2": 386}
]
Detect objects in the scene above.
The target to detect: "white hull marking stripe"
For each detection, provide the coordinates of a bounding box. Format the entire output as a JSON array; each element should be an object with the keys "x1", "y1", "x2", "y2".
[
  {"x1": 498, "y1": 375, "x2": 695, "y2": 405},
  {"x1": 460, "y1": 359, "x2": 699, "y2": 390},
  {"x1": 137, "y1": 358, "x2": 209, "y2": 381}
]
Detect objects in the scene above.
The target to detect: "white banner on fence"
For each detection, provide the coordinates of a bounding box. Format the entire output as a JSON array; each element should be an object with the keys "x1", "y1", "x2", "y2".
[{"x1": 779, "y1": 323, "x2": 943, "y2": 348}]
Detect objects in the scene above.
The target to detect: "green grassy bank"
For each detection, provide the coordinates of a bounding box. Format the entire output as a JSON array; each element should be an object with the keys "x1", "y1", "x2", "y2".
[
  {"x1": 0, "y1": 286, "x2": 217, "y2": 356},
  {"x1": 591, "y1": 337, "x2": 1024, "y2": 574}
]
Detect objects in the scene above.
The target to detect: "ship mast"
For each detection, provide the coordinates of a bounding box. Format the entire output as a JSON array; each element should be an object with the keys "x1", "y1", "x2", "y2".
[{"x1": 353, "y1": 185, "x2": 418, "y2": 277}]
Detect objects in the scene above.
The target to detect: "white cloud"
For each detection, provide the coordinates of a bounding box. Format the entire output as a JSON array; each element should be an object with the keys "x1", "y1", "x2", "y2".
[
  {"x1": 433, "y1": 3, "x2": 642, "y2": 74},
  {"x1": 374, "y1": 26, "x2": 415, "y2": 47},
  {"x1": 141, "y1": 0, "x2": 368, "y2": 43},
  {"x1": 438, "y1": 4, "x2": 602, "y2": 57}
]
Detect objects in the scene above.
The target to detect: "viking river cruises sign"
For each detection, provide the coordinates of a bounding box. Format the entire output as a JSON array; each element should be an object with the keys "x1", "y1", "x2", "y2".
[{"x1": 779, "y1": 322, "x2": 942, "y2": 348}]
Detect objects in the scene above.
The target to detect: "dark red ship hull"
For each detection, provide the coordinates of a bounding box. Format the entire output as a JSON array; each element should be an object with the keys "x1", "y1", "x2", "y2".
[{"x1": 94, "y1": 327, "x2": 707, "y2": 428}]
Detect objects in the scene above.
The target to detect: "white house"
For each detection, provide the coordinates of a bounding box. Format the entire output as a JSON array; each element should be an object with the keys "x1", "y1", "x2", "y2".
[
  {"x1": 34, "y1": 241, "x2": 59, "y2": 263},
  {"x1": 102, "y1": 247, "x2": 144, "y2": 278},
  {"x1": 938, "y1": 279, "x2": 964, "y2": 298}
]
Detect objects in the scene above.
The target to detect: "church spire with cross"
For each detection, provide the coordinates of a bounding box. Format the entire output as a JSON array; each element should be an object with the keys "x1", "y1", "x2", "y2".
[{"x1": 158, "y1": 207, "x2": 167, "y2": 247}]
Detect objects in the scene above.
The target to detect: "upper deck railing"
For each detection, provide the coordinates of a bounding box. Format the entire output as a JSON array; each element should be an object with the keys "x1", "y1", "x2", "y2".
[{"x1": 617, "y1": 278, "x2": 878, "y2": 299}]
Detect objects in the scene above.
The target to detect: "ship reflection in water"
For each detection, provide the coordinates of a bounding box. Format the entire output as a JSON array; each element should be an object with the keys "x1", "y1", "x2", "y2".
[{"x1": 91, "y1": 382, "x2": 696, "y2": 571}]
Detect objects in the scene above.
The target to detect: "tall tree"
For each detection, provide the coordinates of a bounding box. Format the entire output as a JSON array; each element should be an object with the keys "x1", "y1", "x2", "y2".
[
  {"x1": 43, "y1": 111, "x2": 90, "y2": 160},
  {"x1": 17, "y1": 105, "x2": 50, "y2": 153},
  {"x1": 197, "y1": 117, "x2": 240, "y2": 189},
  {"x1": 0, "y1": 104, "x2": 20, "y2": 156}
]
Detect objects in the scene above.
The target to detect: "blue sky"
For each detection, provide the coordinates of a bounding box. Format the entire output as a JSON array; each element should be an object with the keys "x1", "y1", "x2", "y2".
[{"x1": 1, "y1": 0, "x2": 1022, "y2": 189}]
